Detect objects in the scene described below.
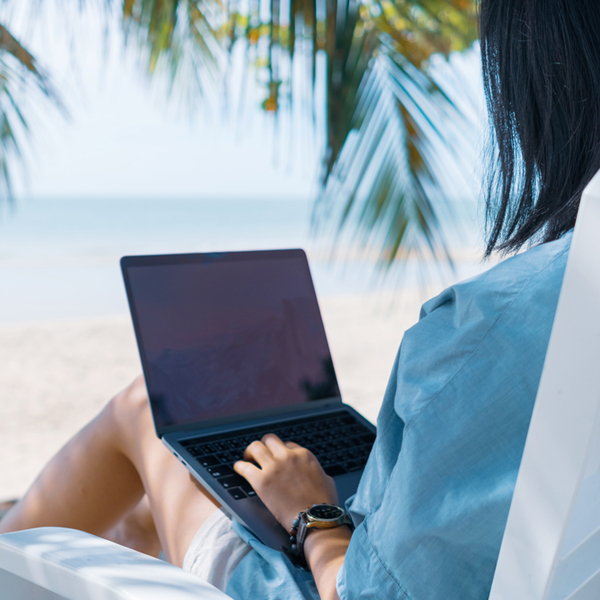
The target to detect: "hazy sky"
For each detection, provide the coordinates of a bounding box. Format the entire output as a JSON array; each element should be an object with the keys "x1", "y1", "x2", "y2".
[
  {"x1": 2, "y1": 3, "x2": 484, "y2": 204},
  {"x1": 5, "y1": 3, "x2": 322, "y2": 201}
]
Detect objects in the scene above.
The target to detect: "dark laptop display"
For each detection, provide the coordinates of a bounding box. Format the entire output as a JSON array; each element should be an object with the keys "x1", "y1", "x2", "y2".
[{"x1": 123, "y1": 250, "x2": 340, "y2": 430}]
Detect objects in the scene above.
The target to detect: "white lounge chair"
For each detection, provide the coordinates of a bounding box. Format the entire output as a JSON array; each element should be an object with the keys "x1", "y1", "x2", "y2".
[
  {"x1": 489, "y1": 168, "x2": 600, "y2": 600},
  {"x1": 0, "y1": 526, "x2": 231, "y2": 599},
  {"x1": 2, "y1": 171, "x2": 600, "y2": 600}
]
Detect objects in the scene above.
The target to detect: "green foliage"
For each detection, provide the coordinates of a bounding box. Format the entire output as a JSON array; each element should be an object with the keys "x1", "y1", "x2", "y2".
[
  {"x1": 119, "y1": 0, "x2": 478, "y2": 265},
  {"x1": 0, "y1": 25, "x2": 61, "y2": 199},
  {"x1": 121, "y1": 0, "x2": 225, "y2": 95},
  {"x1": 317, "y1": 1, "x2": 478, "y2": 265}
]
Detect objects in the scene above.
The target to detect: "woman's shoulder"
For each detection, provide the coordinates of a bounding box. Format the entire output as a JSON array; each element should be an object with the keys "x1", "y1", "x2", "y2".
[
  {"x1": 394, "y1": 232, "x2": 573, "y2": 426},
  {"x1": 421, "y1": 230, "x2": 573, "y2": 321}
]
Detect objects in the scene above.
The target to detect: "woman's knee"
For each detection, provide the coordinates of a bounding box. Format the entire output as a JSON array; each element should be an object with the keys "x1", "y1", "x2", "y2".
[{"x1": 104, "y1": 376, "x2": 154, "y2": 448}]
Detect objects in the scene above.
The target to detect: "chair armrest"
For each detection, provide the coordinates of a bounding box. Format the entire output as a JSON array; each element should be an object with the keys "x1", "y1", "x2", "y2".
[{"x1": 0, "y1": 527, "x2": 234, "y2": 600}]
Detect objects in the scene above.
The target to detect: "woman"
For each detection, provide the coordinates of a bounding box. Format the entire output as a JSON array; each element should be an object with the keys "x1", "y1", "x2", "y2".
[{"x1": 2, "y1": 1, "x2": 600, "y2": 598}]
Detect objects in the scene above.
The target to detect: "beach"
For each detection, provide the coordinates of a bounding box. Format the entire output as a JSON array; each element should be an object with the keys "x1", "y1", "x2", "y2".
[{"x1": 0, "y1": 290, "x2": 433, "y2": 501}]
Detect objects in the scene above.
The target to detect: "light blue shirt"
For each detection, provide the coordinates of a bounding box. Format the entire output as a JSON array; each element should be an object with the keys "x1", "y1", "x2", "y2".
[{"x1": 226, "y1": 233, "x2": 572, "y2": 600}]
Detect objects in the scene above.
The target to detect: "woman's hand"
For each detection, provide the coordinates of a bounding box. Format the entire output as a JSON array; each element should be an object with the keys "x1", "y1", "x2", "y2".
[
  {"x1": 235, "y1": 434, "x2": 348, "y2": 600},
  {"x1": 233, "y1": 434, "x2": 338, "y2": 530}
]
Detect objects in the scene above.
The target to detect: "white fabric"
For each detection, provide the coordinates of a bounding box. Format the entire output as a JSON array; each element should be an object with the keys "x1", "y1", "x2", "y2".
[{"x1": 182, "y1": 509, "x2": 251, "y2": 592}]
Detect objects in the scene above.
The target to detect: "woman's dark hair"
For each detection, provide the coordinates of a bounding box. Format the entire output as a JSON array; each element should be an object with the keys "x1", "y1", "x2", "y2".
[{"x1": 479, "y1": 0, "x2": 600, "y2": 256}]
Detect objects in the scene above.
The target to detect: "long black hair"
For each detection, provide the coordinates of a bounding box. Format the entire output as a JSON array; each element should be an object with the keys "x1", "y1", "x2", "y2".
[{"x1": 479, "y1": 0, "x2": 600, "y2": 256}]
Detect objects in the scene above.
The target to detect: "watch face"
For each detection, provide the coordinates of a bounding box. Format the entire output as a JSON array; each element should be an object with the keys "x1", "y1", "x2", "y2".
[{"x1": 307, "y1": 504, "x2": 344, "y2": 520}]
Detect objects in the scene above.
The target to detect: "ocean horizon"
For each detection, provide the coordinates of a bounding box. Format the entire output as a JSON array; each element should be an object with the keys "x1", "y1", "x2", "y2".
[{"x1": 0, "y1": 196, "x2": 482, "y2": 325}]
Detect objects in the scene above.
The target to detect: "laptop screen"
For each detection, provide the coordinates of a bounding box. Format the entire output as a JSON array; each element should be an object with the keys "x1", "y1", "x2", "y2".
[{"x1": 122, "y1": 250, "x2": 340, "y2": 432}]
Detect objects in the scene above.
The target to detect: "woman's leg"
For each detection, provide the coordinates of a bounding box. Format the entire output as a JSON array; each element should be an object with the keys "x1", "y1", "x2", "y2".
[
  {"x1": 103, "y1": 494, "x2": 162, "y2": 558},
  {"x1": 0, "y1": 377, "x2": 219, "y2": 567}
]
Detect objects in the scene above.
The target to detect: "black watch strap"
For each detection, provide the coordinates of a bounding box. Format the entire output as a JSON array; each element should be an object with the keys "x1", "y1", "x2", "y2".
[{"x1": 295, "y1": 514, "x2": 311, "y2": 569}]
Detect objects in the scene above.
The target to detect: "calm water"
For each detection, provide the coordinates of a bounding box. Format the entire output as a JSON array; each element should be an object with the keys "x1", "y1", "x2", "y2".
[
  {"x1": 0, "y1": 198, "x2": 316, "y2": 259},
  {"x1": 0, "y1": 197, "x2": 482, "y2": 324}
]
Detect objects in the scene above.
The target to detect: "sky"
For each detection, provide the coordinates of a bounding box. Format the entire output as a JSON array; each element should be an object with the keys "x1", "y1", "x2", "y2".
[
  {"x1": 0, "y1": 2, "x2": 486, "y2": 204},
  {"x1": 4, "y1": 2, "x2": 323, "y2": 201}
]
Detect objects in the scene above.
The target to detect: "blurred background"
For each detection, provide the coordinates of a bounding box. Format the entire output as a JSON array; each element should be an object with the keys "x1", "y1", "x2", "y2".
[{"x1": 0, "y1": 0, "x2": 486, "y2": 500}]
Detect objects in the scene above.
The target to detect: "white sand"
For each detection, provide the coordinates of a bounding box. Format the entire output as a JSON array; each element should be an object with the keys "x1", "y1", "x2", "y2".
[{"x1": 0, "y1": 291, "x2": 431, "y2": 500}]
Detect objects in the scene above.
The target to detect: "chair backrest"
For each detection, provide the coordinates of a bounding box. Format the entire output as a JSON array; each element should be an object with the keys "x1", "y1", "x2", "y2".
[{"x1": 489, "y1": 169, "x2": 600, "y2": 600}]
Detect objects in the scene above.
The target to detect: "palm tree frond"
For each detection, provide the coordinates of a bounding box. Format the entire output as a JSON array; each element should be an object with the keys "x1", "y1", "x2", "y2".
[
  {"x1": 0, "y1": 25, "x2": 57, "y2": 96},
  {"x1": 310, "y1": 1, "x2": 477, "y2": 271},
  {"x1": 0, "y1": 24, "x2": 63, "y2": 201},
  {"x1": 317, "y1": 36, "x2": 474, "y2": 268}
]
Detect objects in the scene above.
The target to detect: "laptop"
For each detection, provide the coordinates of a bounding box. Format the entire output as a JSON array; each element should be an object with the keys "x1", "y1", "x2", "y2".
[{"x1": 120, "y1": 248, "x2": 376, "y2": 556}]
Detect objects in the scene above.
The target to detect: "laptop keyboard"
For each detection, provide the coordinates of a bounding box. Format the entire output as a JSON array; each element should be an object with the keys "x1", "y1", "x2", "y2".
[{"x1": 180, "y1": 411, "x2": 376, "y2": 501}]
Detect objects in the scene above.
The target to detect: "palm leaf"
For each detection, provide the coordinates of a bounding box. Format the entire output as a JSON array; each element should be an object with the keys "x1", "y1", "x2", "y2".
[
  {"x1": 316, "y1": 0, "x2": 478, "y2": 269},
  {"x1": 0, "y1": 24, "x2": 62, "y2": 200},
  {"x1": 116, "y1": 0, "x2": 478, "y2": 269},
  {"x1": 120, "y1": 0, "x2": 228, "y2": 99},
  {"x1": 319, "y1": 48, "x2": 461, "y2": 266}
]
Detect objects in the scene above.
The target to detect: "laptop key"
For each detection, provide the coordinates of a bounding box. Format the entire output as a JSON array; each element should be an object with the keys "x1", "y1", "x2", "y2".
[
  {"x1": 324, "y1": 464, "x2": 347, "y2": 477},
  {"x1": 219, "y1": 474, "x2": 247, "y2": 489},
  {"x1": 343, "y1": 425, "x2": 360, "y2": 435},
  {"x1": 228, "y1": 487, "x2": 248, "y2": 500},
  {"x1": 240, "y1": 482, "x2": 256, "y2": 497},
  {"x1": 200, "y1": 443, "x2": 219, "y2": 454},
  {"x1": 237, "y1": 436, "x2": 252, "y2": 447},
  {"x1": 347, "y1": 447, "x2": 363, "y2": 459},
  {"x1": 207, "y1": 465, "x2": 235, "y2": 478},
  {"x1": 344, "y1": 460, "x2": 361, "y2": 472},
  {"x1": 198, "y1": 455, "x2": 219, "y2": 467},
  {"x1": 360, "y1": 433, "x2": 376, "y2": 445}
]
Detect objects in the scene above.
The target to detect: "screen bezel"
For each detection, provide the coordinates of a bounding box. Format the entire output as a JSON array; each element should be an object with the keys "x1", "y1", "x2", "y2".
[{"x1": 120, "y1": 249, "x2": 342, "y2": 438}]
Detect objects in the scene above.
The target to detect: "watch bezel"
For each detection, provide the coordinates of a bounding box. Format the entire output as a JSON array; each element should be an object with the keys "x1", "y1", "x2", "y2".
[{"x1": 305, "y1": 503, "x2": 346, "y2": 525}]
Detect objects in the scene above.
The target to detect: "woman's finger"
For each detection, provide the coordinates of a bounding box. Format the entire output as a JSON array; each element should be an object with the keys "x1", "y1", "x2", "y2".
[
  {"x1": 233, "y1": 460, "x2": 262, "y2": 486},
  {"x1": 243, "y1": 440, "x2": 274, "y2": 466},
  {"x1": 284, "y1": 441, "x2": 302, "y2": 449},
  {"x1": 262, "y1": 433, "x2": 288, "y2": 457}
]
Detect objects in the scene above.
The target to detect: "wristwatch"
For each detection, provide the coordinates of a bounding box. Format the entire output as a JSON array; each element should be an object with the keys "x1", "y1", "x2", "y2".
[{"x1": 288, "y1": 504, "x2": 353, "y2": 570}]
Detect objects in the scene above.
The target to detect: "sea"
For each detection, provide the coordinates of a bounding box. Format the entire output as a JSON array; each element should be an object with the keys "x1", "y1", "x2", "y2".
[{"x1": 0, "y1": 197, "x2": 483, "y2": 325}]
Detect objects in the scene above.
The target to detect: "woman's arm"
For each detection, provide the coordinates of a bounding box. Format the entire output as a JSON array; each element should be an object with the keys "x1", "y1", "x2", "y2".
[
  {"x1": 303, "y1": 526, "x2": 351, "y2": 600},
  {"x1": 234, "y1": 434, "x2": 351, "y2": 600}
]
